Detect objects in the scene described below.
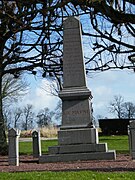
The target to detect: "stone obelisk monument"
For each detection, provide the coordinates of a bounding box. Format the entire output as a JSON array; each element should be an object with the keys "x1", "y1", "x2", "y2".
[
  {"x1": 58, "y1": 16, "x2": 97, "y2": 145},
  {"x1": 39, "y1": 17, "x2": 116, "y2": 163}
]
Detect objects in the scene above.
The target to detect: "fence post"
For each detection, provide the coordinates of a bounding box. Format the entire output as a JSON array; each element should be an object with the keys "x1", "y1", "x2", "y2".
[
  {"x1": 32, "y1": 130, "x2": 41, "y2": 158},
  {"x1": 8, "y1": 128, "x2": 20, "y2": 166}
]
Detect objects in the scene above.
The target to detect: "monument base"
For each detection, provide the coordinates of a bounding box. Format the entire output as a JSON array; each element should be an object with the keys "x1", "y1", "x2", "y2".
[
  {"x1": 58, "y1": 128, "x2": 98, "y2": 145},
  {"x1": 39, "y1": 151, "x2": 116, "y2": 163},
  {"x1": 39, "y1": 128, "x2": 116, "y2": 163}
]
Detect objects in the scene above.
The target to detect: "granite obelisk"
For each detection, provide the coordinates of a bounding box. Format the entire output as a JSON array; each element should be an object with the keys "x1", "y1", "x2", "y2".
[
  {"x1": 59, "y1": 16, "x2": 93, "y2": 130},
  {"x1": 39, "y1": 17, "x2": 116, "y2": 163}
]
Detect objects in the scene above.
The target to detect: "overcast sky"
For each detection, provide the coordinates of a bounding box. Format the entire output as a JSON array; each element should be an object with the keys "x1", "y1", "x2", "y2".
[{"x1": 20, "y1": 69, "x2": 135, "y2": 121}]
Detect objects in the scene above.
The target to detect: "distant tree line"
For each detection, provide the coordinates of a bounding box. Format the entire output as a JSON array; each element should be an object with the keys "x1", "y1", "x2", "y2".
[
  {"x1": 4, "y1": 105, "x2": 57, "y2": 130},
  {"x1": 2, "y1": 74, "x2": 61, "y2": 131}
]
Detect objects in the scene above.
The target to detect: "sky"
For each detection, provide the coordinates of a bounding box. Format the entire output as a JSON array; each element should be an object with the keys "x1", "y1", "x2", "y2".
[
  {"x1": 88, "y1": 70, "x2": 135, "y2": 119},
  {"x1": 20, "y1": 69, "x2": 135, "y2": 122}
]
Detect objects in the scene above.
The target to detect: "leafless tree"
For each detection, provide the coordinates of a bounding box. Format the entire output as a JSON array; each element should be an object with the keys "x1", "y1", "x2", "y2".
[
  {"x1": 3, "y1": 108, "x2": 12, "y2": 129},
  {"x1": 0, "y1": 0, "x2": 63, "y2": 153},
  {"x1": 2, "y1": 74, "x2": 29, "y2": 106},
  {"x1": 22, "y1": 104, "x2": 34, "y2": 130},
  {"x1": 109, "y1": 95, "x2": 124, "y2": 118},
  {"x1": 39, "y1": 78, "x2": 61, "y2": 97},
  {"x1": 37, "y1": 107, "x2": 54, "y2": 128},
  {"x1": 78, "y1": 1, "x2": 135, "y2": 72},
  {"x1": 13, "y1": 107, "x2": 23, "y2": 128},
  {"x1": 109, "y1": 95, "x2": 135, "y2": 119},
  {"x1": 122, "y1": 102, "x2": 135, "y2": 119}
]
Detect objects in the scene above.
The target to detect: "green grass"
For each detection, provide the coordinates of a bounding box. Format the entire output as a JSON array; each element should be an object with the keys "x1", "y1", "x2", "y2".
[
  {"x1": 41, "y1": 139, "x2": 58, "y2": 154},
  {"x1": 99, "y1": 135, "x2": 129, "y2": 154},
  {"x1": 19, "y1": 140, "x2": 58, "y2": 155},
  {"x1": 19, "y1": 135, "x2": 129, "y2": 155},
  {"x1": 19, "y1": 141, "x2": 33, "y2": 155},
  {"x1": 0, "y1": 171, "x2": 135, "y2": 180}
]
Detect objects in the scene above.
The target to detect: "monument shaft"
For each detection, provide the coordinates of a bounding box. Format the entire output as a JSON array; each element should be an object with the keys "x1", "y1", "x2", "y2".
[
  {"x1": 63, "y1": 17, "x2": 86, "y2": 88},
  {"x1": 59, "y1": 17, "x2": 92, "y2": 129}
]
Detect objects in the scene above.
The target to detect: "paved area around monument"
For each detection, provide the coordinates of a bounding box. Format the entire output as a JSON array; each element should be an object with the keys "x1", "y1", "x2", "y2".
[{"x1": 0, "y1": 154, "x2": 135, "y2": 172}]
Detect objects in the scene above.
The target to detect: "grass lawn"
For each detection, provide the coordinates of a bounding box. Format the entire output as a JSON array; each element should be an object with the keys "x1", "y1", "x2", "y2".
[
  {"x1": 19, "y1": 140, "x2": 58, "y2": 155},
  {"x1": 19, "y1": 135, "x2": 129, "y2": 155},
  {"x1": 0, "y1": 171, "x2": 135, "y2": 180},
  {"x1": 99, "y1": 135, "x2": 129, "y2": 154}
]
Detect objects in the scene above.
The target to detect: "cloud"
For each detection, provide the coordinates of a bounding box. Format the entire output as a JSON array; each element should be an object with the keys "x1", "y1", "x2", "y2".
[
  {"x1": 93, "y1": 86, "x2": 112, "y2": 97},
  {"x1": 35, "y1": 86, "x2": 59, "y2": 110},
  {"x1": 20, "y1": 79, "x2": 59, "y2": 113}
]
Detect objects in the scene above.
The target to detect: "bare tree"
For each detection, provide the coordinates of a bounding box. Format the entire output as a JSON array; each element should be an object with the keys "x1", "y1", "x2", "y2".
[
  {"x1": 2, "y1": 74, "x2": 29, "y2": 131},
  {"x1": 4, "y1": 107, "x2": 22, "y2": 130},
  {"x1": 81, "y1": 1, "x2": 135, "y2": 72},
  {"x1": 3, "y1": 108, "x2": 12, "y2": 129},
  {"x1": 37, "y1": 107, "x2": 54, "y2": 128},
  {"x1": 2, "y1": 74, "x2": 29, "y2": 106},
  {"x1": 109, "y1": 95, "x2": 124, "y2": 118},
  {"x1": 13, "y1": 107, "x2": 22, "y2": 128},
  {"x1": 122, "y1": 102, "x2": 135, "y2": 119},
  {"x1": 40, "y1": 78, "x2": 61, "y2": 97},
  {"x1": 22, "y1": 104, "x2": 34, "y2": 130},
  {"x1": 0, "y1": 1, "x2": 63, "y2": 153},
  {"x1": 109, "y1": 95, "x2": 135, "y2": 119},
  {"x1": 3, "y1": 107, "x2": 23, "y2": 129}
]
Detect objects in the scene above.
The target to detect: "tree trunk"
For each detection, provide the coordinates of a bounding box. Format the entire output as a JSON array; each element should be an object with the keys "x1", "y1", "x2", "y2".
[
  {"x1": 0, "y1": 15, "x2": 8, "y2": 154},
  {"x1": 0, "y1": 71, "x2": 8, "y2": 155}
]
